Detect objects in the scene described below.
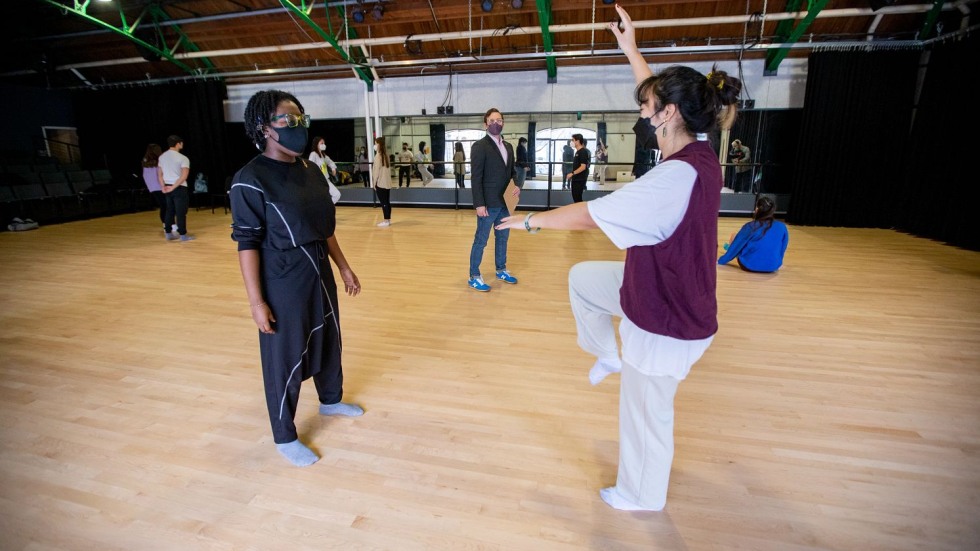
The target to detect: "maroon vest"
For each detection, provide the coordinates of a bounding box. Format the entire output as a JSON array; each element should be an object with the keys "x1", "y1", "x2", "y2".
[{"x1": 620, "y1": 140, "x2": 721, "y2": 340}]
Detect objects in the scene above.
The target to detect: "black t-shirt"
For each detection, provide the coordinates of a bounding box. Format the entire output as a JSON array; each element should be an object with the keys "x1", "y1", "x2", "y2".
[{"x1": 571, "y1": 148, "x2": 591, "y2": 182}]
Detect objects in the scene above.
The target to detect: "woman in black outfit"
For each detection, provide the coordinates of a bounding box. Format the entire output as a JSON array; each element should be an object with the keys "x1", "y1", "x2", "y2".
[{"x1": 230, "y1": 89, "x2": 364, "y2": 467}]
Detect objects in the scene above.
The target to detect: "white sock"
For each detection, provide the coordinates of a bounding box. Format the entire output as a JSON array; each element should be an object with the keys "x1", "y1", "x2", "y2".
[
  {"x1": 599, "y1": 486, "x2": 663, "y2": 512},
  {"x1": 276, "y1": 440, "x2": 318, "y2": 467},
  {"x1": 319, "y1": 402, "x2": 364, "y2": 417},
  {"x1": 589, "y1": 358, "x2": 622, "y2": 386}
]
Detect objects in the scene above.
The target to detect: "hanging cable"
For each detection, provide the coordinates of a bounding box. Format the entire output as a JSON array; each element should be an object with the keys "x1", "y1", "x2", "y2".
[
  {"x1": 590, "y1": 0, "x2": 596, "y2": 54},
  {"x1": 426, "y1": 0, "x2": 452, "y2": 58}
]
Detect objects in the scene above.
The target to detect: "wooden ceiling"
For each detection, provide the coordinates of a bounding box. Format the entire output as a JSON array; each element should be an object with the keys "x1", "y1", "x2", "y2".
[{"x1": 5, "y1": 1, "x2": 976, "y2": 89}]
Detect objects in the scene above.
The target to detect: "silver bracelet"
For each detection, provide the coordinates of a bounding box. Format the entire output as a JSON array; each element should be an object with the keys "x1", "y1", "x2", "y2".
[{"x1": 524, "y1": 212, "x2": 540, "y2": 234}]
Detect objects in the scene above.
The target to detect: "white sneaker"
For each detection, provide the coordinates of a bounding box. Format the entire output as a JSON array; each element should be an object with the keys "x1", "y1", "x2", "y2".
[{"x1": 376, "y1": 220, "x2": 391, "y2": 227}]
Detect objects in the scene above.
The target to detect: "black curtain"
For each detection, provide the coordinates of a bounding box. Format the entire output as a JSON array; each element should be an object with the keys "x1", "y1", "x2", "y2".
[
  {"x1": 730, "y1": 110, "x2": 802, "y2": 194},
  {"x1": 73, "y1": 80, "x2": 231, "y2": 191},
  {"x1": 787, "y1": 49, "x2": 918, "y2": 227},
  {"x1": 896, "y1": 35, "x2": 979, "y2": 250},
  {"x1": 429, "y1": 123, "x2": 446, "y2": 176},
  {"x1": 527, "y1": 121, "x2": 536, "y2": 174}
]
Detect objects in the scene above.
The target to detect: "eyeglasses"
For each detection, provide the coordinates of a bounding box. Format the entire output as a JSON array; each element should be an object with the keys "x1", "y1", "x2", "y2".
[{"x1": 270, "y1": 113, "x2": 312, "y2": 128}]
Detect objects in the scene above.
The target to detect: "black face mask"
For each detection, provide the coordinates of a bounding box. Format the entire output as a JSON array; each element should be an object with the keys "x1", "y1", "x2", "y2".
[
  {"x1": 272, "y1": 125, "x2": 308, "y2": 155},
  {"x1": 633, "y1": 117, "x2": 658, "y2": 150}
]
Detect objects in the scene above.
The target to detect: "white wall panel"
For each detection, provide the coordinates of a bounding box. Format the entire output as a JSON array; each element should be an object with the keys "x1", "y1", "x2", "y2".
[{"x1": 224, "y1": 58, "x2": 808, "y2": 122}]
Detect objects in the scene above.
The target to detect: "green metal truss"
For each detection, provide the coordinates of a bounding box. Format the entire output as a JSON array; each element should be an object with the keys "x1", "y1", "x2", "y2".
[
  {"x1": 764, "y1": 0, "x2": 828, "y2": 76},
  {"x1": 41, "y1": 0, "x2": 216, "y2": 76},
  {"x1": 918, "y1": 0, "x2": 946, "y2": 40},
  {"x1": 280, "y1": 0, "x2": 374, "y2": 89},
  {"x1": 535, "y1": 0, "x2": 558, "y2": 83}
]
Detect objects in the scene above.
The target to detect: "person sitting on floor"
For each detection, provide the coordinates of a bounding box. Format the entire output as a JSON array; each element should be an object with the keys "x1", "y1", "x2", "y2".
[{"x1": 718, "y1": 195, "x2": 789, "y2": 273}]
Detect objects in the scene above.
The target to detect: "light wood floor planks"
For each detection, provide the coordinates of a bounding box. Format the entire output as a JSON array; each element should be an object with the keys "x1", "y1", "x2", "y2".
[{"x1": 0, "y1": 206, "x2": 978, "y2": 551}]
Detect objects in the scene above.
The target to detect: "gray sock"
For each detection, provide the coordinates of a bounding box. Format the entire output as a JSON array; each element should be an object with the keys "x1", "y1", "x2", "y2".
[
  {"x1": 318, "y1": 402, "x2": 364, "y2": 417},
  {"x1": 276, "y1": 440, "x2": 318, "y2": 467}
]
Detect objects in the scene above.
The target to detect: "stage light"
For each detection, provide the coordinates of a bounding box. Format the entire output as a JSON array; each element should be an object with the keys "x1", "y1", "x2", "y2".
[
  {"x1": 481, "y1": 1, "x2": 493, "y2": 13},
  {"x1": 602, "y1": 0, "x2": 615, "y2": 4},
  {"x1": 352, "y1": 6, "x2": 365, "y2": 23},
  {"x1": 372, "y1": 4, "x2": 384, "y2": 20},
  {"x1": 511, "y1": 0, "x2": 523, "y2": 8}
]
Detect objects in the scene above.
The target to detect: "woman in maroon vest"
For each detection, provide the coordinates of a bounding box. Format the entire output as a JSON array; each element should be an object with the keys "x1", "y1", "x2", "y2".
[{"x1": 497, "y1": 4, "x2": 742, "y2": 512}]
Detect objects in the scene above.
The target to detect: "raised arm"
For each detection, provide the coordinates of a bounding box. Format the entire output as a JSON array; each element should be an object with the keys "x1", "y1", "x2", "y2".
[{"x1": 609, "y1": 4, "x2": 653, "y2": 85}]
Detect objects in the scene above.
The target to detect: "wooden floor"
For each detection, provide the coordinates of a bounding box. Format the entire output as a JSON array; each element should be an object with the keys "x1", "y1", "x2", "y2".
[{"x1": 0, "y1": 206, "x2": 978, "y2": 551}]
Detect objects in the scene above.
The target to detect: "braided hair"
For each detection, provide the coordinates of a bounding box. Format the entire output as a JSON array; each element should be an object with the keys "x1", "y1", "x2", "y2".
[
  {"x1": 243, "y1": 89, "x2": 305, "y2": 150},
  {"x1": 634, "y1": 63, "x2": 742, "y2": 135}
]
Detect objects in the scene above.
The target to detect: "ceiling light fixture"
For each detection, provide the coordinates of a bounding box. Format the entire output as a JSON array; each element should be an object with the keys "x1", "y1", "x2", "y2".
[
  {"x1": 511, "y1": 0, "x2": 523, "y2": 8},
  {"x1": 352, "y1": 5, "x2": 365, "y2": 23},
  {"x1": 371, "y1": 3, "x2": 384, "y2": 20},
  {"x1": 602, "y1": 0, "x2": 616, "y2": 4},
  {"x1": 481, "y1": 1, "x2": 493, "y2": 13}
]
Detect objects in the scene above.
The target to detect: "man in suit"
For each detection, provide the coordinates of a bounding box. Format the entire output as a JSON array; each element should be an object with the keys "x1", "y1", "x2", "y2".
[{"x1": 467, "y1": 107, "x2": 520, "y2": 292}]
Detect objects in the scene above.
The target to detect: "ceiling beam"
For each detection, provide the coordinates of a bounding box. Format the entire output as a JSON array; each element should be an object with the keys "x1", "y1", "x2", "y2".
[
  {"x1": 39, "y1": 0, "x2": 198, "y2": 74},
  {"x1": 764, "y1": 0, "x2": 829, "y2": 76},
  {"x1": 278, "y1": 0, "x2": 374, "y2": 88},
  {"x1": 536, "y1": 0, "x2": 558, "y2": 83},
  {"x1": 919, "y1": 0, "x2": 947, "y2": 39},
  {"x1": 13, "y1": 3, "x2": 972, "y2": 84}
]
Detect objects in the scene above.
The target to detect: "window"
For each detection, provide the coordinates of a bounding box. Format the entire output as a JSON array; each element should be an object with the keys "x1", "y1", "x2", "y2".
[
  {"x1": 533, "y1": 127, "x2": 596, "y2": 177},
  {"x1": 443, "y1": 129, "x2": 487, "y2": 174}
]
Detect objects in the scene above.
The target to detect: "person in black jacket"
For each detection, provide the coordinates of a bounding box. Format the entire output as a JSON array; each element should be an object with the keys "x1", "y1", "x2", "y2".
[
  {"x1": 467, "y1": 107, "x2": 520, "y2": 292},
  {"x1": 515, "y1": 137, "x2": 530, "y2": 188},
  {"x1": 561, "y1": 140, "x2": 575, "y2": 190}
]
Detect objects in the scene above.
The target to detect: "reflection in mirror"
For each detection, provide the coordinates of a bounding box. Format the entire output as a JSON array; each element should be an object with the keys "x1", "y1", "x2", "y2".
[{"x1": 326, "y1": 109, "x2": 800, "y2": 213}]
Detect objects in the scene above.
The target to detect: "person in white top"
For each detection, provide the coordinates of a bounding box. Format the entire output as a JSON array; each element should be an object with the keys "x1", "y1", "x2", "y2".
[
  {"x1": 157, "y1": 134, "x2": 194, "y2": 241},
  {"x1": 415, "y1": 141, "x2": 434, "y2": 186},
  {"x1": 497, "y1": 4, "x2": 742, "y2": 513},
  {"x1": 308, "y1": 136, "x2": 341, "y2": 204},
  {"x1": 372, "y1": 137, "x2": 393, "y2": 227}
]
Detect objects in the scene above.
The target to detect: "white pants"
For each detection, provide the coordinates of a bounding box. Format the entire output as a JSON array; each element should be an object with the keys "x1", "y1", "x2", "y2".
[
  {"x1": 568, "y1": 260, "x2": 699, "y2": 509},
  {"x1": 418, "y1": 163, "x2": 434, "y2": 184}
]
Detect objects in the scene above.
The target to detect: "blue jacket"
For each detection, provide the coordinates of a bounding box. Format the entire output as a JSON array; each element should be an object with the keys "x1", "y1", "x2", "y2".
[{"x1": 718, "y1": 220, "x2": 788, "y2": 273}]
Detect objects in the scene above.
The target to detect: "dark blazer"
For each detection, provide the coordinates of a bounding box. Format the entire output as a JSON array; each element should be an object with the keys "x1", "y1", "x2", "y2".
[{"x1": 470, "y1": 134, "x2": 516, "y2": 209}]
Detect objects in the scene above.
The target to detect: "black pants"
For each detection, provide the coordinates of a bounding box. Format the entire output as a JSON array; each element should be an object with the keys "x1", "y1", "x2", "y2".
[
  {"x1": 455, "y1": 172, "x2": 465, "y2": 188},
  {"x1": 260, "y1": 243, "x2": 343, "y2": 444},
  {"x1": 398, "y1": 166, "x2": 411, "y2": 187},
  {"x1": 735, "y1": 170, "x2": 752, "y2": 193},
  {"x1": 375, "y1": 186, "x2": 391, "y2": 219},
  {"x1": 571, "y1": 179, "x2": 587, "y2": 203},
  {"x1": 150, "y1": 190, "x2": 166, "y2": 227},
  {"x1": 164, "y1": 186, "x2": 189, "y2": 235}
]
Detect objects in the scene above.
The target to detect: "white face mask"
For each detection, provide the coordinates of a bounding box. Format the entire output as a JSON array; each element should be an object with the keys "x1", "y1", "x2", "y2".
[{"x1": 318, "y1": 143, "x2": 326, "y2": 151}]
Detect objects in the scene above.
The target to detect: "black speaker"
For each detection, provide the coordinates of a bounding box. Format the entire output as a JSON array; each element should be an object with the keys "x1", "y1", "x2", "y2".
[
  {"x1": 437, "y1": 106, "x2": 445, "y2": 114},
  {"x1": 135, "y1": 28, "x2": 162, "y2": 62},
  {"x1": 446, "y1": 106, "x2": 454, "y2": 114}
]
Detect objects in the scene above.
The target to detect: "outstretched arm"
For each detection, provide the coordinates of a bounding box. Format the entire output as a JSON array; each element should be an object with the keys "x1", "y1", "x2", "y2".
[
  {"x1": 609, "y1": 4, "x2": 653, "y2": 85},
  {"x1": 496, "y1": 202, "x2": 597, "y2": 232}
]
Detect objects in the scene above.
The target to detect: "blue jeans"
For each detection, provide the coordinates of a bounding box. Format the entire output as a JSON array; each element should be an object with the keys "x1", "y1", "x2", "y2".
[{"x1": 469, "y1": 206, "x2": 510, "y2": 277}]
